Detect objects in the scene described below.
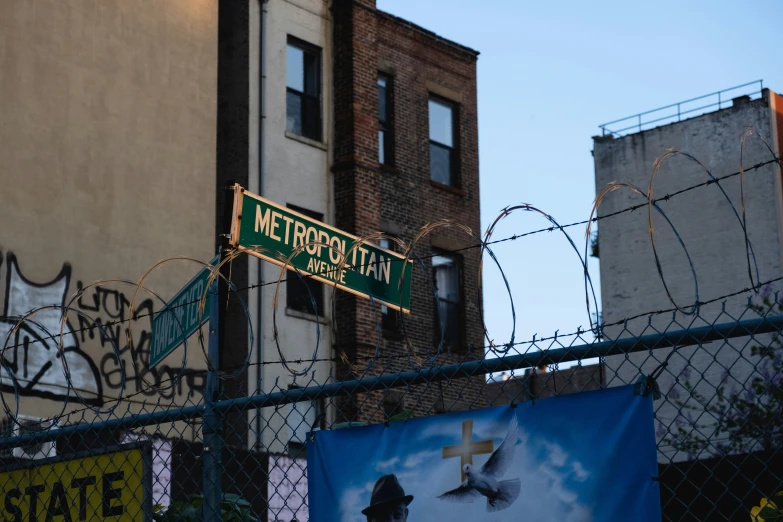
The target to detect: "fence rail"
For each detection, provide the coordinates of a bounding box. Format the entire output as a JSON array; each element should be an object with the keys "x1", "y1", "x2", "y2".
[
  {"x1": 1, "y1": 304, "x2": 783, "y2": 521},
  {"x1": 2, "y1": 312, "x2": 781, "y2": 452}
]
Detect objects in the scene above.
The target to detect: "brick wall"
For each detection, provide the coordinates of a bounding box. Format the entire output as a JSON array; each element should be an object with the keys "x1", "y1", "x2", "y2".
[
  {"x1": 332, "y1": 0, "x2": 483, "y2": 421},
  {"x1": 485, "y1": 364, "x2": 606, "y2": 406}
]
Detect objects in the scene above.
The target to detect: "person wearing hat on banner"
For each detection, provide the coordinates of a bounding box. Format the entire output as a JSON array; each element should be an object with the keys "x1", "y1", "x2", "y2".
[{"x1": 361, "y1": 474, "x2": 414, "y2": 522}]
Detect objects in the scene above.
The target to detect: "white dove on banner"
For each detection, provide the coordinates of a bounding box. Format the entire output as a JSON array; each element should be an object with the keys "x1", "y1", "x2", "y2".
[{"x1": 437, "y1": 415, "x2": 521, "y2": 512}]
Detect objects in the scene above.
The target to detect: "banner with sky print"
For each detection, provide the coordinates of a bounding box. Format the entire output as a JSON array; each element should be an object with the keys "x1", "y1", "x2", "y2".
[{"x1": 307, "y1": 385, "x2": 660, "y2": 522}]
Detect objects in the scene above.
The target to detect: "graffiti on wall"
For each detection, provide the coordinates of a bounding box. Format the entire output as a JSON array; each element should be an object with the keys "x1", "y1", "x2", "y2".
[
  {"x1": 75, "y1": 280, "x2": 206, "y2": 400},
  {"x1": 0, "y1": 253, "x2": 102, "y2": 404},
  {"x1": 0, "y1": 251, "x2": 205, "y2": 405}
]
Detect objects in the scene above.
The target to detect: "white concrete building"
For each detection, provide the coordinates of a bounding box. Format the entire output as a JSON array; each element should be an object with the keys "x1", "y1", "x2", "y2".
[
  {"x1": 247, "y1": 0, "x2": 335, "y2": 454},
  {"x1": 593, "y1": 87, "x2": 783, "y2": 462}
]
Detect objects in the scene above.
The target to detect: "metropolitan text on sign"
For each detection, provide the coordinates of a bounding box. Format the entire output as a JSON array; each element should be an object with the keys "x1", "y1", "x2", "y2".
[{"x1": 231, "y1": 190, "x2": 412, "y2": 313}]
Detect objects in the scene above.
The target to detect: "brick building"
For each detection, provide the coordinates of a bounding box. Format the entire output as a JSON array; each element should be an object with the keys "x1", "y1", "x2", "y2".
[
  {"x1": 185, "y1": 0, "x2": 486, "y2": 453},
  {"x1": 330, "y1": 0, "x2": 484, "y2": 423},
  {"x1": 485, "y1": 364, "x2": 605, "y2": 406}
]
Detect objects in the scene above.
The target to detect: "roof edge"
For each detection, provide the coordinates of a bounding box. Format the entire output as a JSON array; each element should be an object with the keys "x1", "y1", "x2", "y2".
[{"x1": 374, "y1": 9, "x2": 480, "y2": 58}]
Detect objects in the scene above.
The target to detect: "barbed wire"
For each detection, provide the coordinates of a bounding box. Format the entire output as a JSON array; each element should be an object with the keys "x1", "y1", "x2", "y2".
[
  {"x1": 3, "y1": 153, "x2": 778, "y2": 355},
  {"x1": 6, "y1": 245, "x2": 783, "y2": 428},
  {"x1": 1, "y1": 130, "x2": 781, "y2": 426},
  {"x1": 9, "y1": 267, "x2": 783, "y2": 431},
  {"x1": 233, "y1": 153, "x2": 780, "y2": 295}
]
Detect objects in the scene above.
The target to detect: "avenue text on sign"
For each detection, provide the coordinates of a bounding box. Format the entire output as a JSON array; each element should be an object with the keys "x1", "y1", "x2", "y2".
[{"x1": 231, "y1": 189, "x2": 412, "y2": 313}]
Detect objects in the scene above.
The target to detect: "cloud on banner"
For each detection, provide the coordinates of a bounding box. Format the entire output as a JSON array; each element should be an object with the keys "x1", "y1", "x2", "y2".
[{"x1": 307, "y1": 385, "x2": 660, "y2": 522}]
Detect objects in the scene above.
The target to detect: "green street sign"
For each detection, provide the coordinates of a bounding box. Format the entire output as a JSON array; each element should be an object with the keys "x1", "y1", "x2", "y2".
[
  {"x1": 149, "y1": 255, "x2": 220, "y2": 368},
  {"x1": 230, "y1": 188, "x2": 412, "y2": 313}
]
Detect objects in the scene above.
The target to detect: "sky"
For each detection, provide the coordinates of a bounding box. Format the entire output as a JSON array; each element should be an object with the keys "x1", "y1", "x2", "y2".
[
  {"x1": 376, "y1": 0, "x2": 783, "y2": 363},
  {"x1": 307, "y1": 386, "x2": 659, "y2": 522}
]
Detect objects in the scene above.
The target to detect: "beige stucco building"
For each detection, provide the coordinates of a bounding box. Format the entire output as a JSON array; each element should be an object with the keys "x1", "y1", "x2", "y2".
[
  {"x1": 0, "y1": 0, "x2": 335, "y2": 455},
  {"x1": 0, "y1": 0, "x2": 218, "y2": 427},
  {"x1": 247, "y1": 0, "x2": 335, "y2": 454}
]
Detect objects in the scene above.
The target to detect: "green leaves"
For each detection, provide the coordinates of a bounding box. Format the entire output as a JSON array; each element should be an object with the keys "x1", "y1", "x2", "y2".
[
  {"x1": 757, "y1": 506, "x2": 783, "y2": 521},
  {"x1": 152, "y1": 493, "x2": 258, "y2": 522},
  {"x1": 387, "y1": 409, "x2": 414, "y2": 422},
  {"x1": 662, "y1": 292, "x2": 783, "y2": 458},
  {"x1": 221, "y1": 493, "x2": 256, "y2": 522},
  {"x1": 152, "y1": 498, "x2": 200, "y2": 522}
]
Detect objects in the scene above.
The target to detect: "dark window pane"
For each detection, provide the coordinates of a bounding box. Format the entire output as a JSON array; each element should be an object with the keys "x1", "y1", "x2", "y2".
[
  {"x1": 379, "y1": 238, "x2": 400, "y2": 334},
  {"x1": 436, "y1": 301, "x2": 460, "y2": 345},
  {"x1": 378, "y1": 75, "x2": 393, "y2": 166},
  {"x1": 303, "y1": 94, "x2": 320, "y2": 141},
  {"x1": 429, "y1": 98, "x2": 453, "y2": 147},
  {"x1": 287, "y1": 39, "x2": 321, "y2": 141},
  {"x1": 287, "y1": 275, "x2": 323, "y2": 316},
  {"x1": 382, "y1": 305, "x2": 401, "y2": 335},
  {"x1": 286, "y1": 205, "x2": 324, "y2": 315},
  {"x1": 286, "y1": 44, "x2": 304, "y2": 91},
  {"x1": 304, "y1": 52, "x2": 318, "y2": 96},
  {"x1": 378, "y1": 82, "x2": 387, "y2": 123},
  {"x1": 286, "y1": 91, "x2": 302, "y2": 135},
  {"x1": 433, "y1": 254, "x2": 460, "y2": 346},
  {"x1": 430, "y1": 143, "x2": 452, "y2": 185}
]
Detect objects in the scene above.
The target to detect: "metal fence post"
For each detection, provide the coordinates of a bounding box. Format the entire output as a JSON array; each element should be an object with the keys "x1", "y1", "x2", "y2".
[
  {"x1": 202, "y1": 273, "x2": 223, "y2": 521},
  {"x1": 202, "y1": 183, "x2": 237, "y2": 520}
]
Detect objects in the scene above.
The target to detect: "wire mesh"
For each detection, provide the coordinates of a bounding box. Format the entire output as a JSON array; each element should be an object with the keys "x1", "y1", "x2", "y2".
[
  {"x1": 4, "y1": 308, "x2": 781, "y2": 521},
  {"x1": 1, "y1": 134, "x2": 782, "y2": 521}
]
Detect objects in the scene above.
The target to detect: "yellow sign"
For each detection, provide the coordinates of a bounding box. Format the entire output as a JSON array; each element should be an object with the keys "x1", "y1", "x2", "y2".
[{"x1": 0, "y1": 445, "x2": 149, "y2": 522}]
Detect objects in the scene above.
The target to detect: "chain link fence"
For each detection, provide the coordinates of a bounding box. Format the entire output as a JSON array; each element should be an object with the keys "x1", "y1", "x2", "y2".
[
  {"x1": 1, "y1": 295, "x2": 782, "y2": 521},
  {"x1": 2, "y1": 141, "x2": 782, "y2": 521}
]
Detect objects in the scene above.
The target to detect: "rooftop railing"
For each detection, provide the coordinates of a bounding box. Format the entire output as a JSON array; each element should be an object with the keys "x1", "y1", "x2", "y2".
[{"x1": 599, "y1": 80, "x2": 764, "y2": 137}]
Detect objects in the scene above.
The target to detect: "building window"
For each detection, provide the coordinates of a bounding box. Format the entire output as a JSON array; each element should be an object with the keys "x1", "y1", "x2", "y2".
[
  {"x1": 286, "y1": 38, "x2": 321, "y2": 141},
  {"x1": 432, "y1": 252, "x2": 461, "y2": 347},
  {"x1": 429, "y1": 97, "x2": 457, "y2": 186},
  {"x1": 383, "y1": 392, "x2": 404, "y2": 420},
  {"x1": 379, "y1": 237, "x2": 401, "y2": 336},
  {"x1": 378, "y1": 75, "x2": 393, "y2": 165},
  {"x1": 286, "y1": 385, "x2": 319, "y2": 458},
  {"x1": 287, "y1": 204, "x2": 324, "y2": 316}
]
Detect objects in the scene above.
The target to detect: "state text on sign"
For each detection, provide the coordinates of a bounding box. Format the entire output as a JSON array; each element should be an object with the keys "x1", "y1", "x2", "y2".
[{"x1": 0, "y1": 445, "x2": 150, "y2": 522}]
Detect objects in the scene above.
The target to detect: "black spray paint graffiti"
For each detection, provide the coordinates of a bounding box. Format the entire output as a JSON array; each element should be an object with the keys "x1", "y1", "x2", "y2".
[
  {"x1": 76, "y1": 282, "x2": 205, "y2": 400},
  {"x1": 0, "y1": 252, "x2": 102, "y2": 405},
  {"x1": 0, "y1": 251, "x2": 205, "y2": 405}
]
